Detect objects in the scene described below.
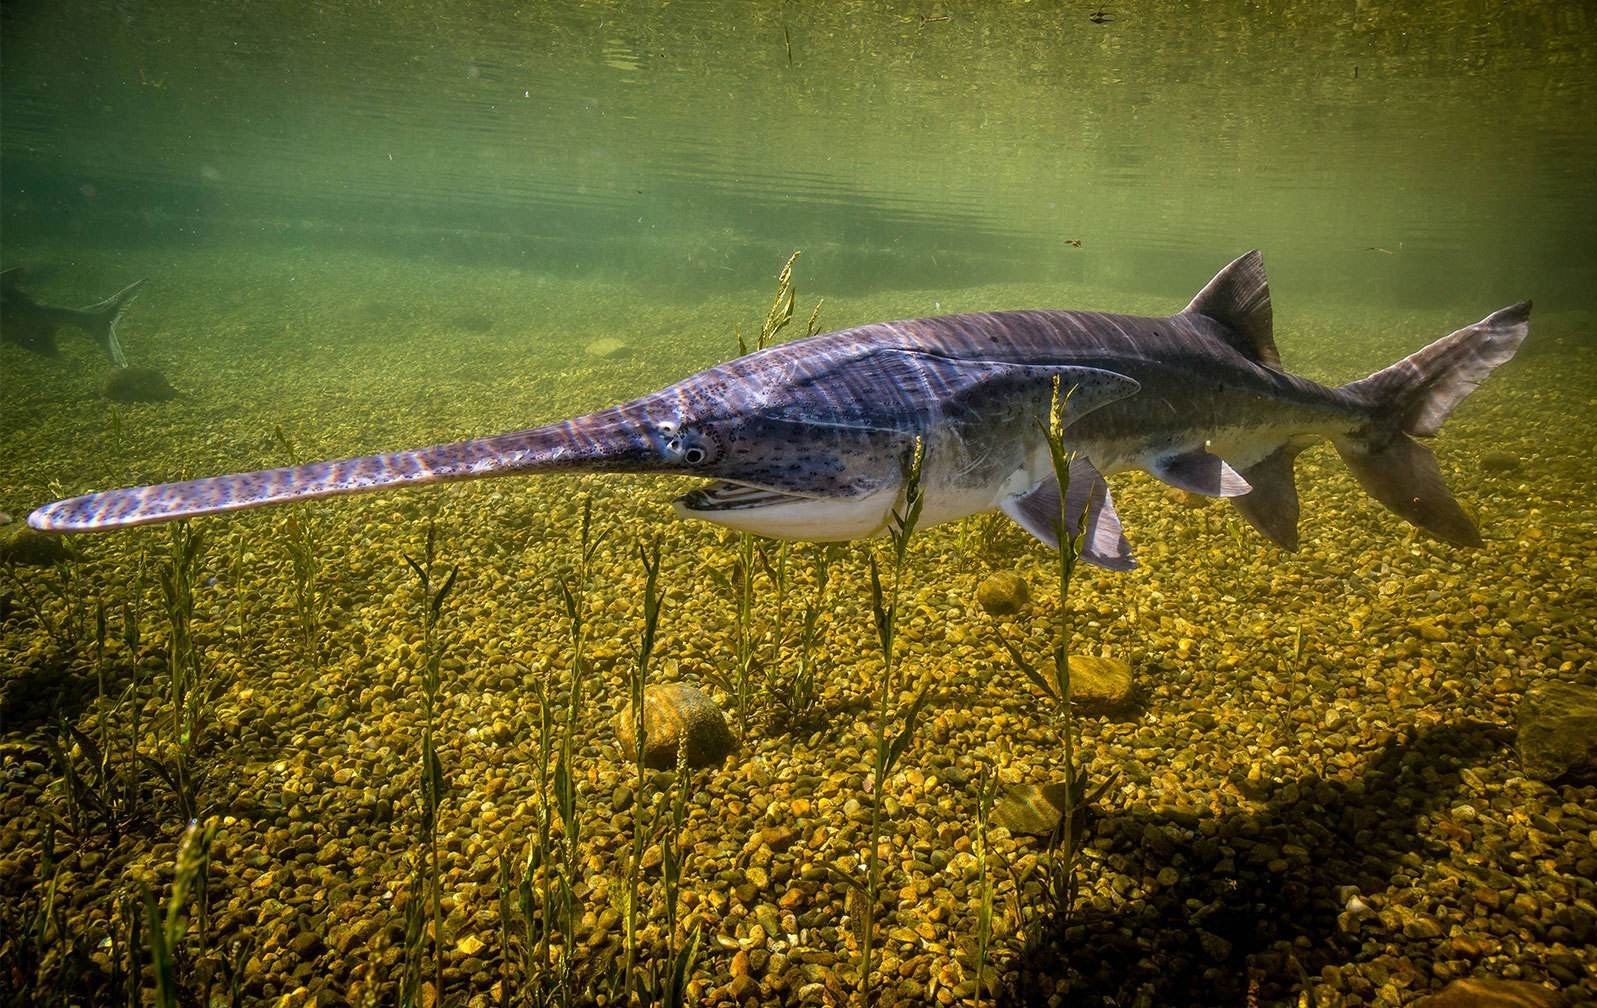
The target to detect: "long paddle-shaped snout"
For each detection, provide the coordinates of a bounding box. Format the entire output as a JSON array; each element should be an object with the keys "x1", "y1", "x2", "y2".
[{"x1": 28, "y1": 404, "x2": 667, "y2": 532}]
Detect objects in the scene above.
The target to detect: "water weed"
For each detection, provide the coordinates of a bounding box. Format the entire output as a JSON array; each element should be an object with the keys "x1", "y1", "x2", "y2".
[
  {"x1": 273, "y1": 426, "x2": 324, "y2": 673},
  {"x1": 774, "y1": 543, "x2": 835, "y2": 729},
  {"x1": 851, "y1": 436, "x2": 927, "y2": 995},
  {"x1": 141, "y1": 818, "x2": 219, "y2": 1008},
  {"x1": 401, "y1": 503, "x2": 459, "y2": 1008},
  {"x1": 998, "y1": 380, "x2": 1119, "y2": 934},
  {"x1": 621, "y1": 540, "x2": 664, "y2": 1003}
]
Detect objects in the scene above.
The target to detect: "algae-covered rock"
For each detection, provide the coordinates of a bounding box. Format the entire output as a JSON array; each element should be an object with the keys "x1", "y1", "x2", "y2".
[
  {"x1": 993, "y1": 782, "x2": 1071, "y2": 837},
  {"x1": 615, "y1": 683, "x2": 736, "y2": 770},
  {"x1": 1413, "y1": 977, "x2": 1567, "y2": 1008},
  {"x1": 992, "y1": 774, "x2": 1109, "y2": 841},
  {"x1": 584, "y1": 337, "x2": 633, "y2": 360},
  {"x1": 975, "y1": 571, "x2": 1029, "y2": 616},
  {"x1": 0, "y1": 526, "x2": 73, "y2": 567},
  {"x1": 1480, "y1": 450, "x2": 1522, "y2": 474},
  {"x1": 104, "y1": 365, "x2": 178, "y2": 403},
  {"x1": 1061, "y1": 655, "x2": 1135, "y2": 712},
  {"x1": 1516, "y1": 681, "x2": 1597, "y2": 782}
]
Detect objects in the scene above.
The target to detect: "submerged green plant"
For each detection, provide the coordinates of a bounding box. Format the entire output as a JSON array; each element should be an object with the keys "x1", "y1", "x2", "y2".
[
  {"x1": 1, "y1": 538, "x2": 89, "y2": 647},
  {"x1": 972, "y1": 761, "x2": 1000, "y2": 1006},
  {"x1": 622, "y1": 540, "x2": 664, "y2": 1002},
  {"x1": 157, "y1": 523, "x2": 205, "y2": 744},
  {"x1": 0, "y1": 821, "x2": 66, "y2": 993},
  {"x1": 718, "y1": 251, "x2": 823, "y2": 735},
  {"x1": 142, "y1": 818, "x2": 219, "y2": 1008},
  {"x1": 499, "y1": 496, "x2": 607, "y2": 1007},
  {"x1": 274, "y1": 426, "x2": 323, "y2": 672},
  {"x1": 643, "y1": 743, "x2": 703, "y2": 1008},
  {"x1": 402, "y1": 506, "x2": 458, "y2": 1008},
  {"x1": 148, "y1": 523, "x2": 214, "y2": 821},
  {"x1": 554, "y1": 496, "x2": 605, "y2": 1001},
  {"x1": 852, "y1": 436, "x2": 928, "y2": 995},
  {"x1": 999, "y1": 379, "x2": 1118, "y2": 929},
  {"x1": 776, "y1": 543, "x2": 835, "y2": 728},
  {"x1": 511, "y1": 670, "x2": 567, "y2": 1008},
  {"x1": 44, "y1": 718, "x2": 142, "y2": 843},
  {"x1": 729, "y1": 528, "x2": 760, "y2": 735}
]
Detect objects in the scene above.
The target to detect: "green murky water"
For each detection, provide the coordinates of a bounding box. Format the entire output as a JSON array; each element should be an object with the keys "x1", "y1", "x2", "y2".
[{"x1": 3, "y1": 3, "x2": 1595, "y2": 1006}]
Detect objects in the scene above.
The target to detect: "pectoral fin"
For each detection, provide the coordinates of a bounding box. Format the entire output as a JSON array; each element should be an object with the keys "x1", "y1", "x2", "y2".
[
  {"x1": 999, "y1": 457, "x2": 1135, "y2": 570},
  {"x1": 1150, "y1": 448, "x2": 1251, "y2": 497}
]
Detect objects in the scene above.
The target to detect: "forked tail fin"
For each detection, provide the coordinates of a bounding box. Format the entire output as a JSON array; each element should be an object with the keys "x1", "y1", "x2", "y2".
[
  {"x1": 1333, "y1": 301, "x2": 1531, "y2": 546},
  {"x1": 81, "y1": 279, "x2": 147, "y2": 368}
]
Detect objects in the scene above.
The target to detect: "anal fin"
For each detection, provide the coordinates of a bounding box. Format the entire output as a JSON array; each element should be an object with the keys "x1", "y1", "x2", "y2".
[
  {"x1": 999, "y1": 457, "x2": 1136, "y2": 571},
  {"x1": 1229, "y1": 443, "x2": 1305, "y2": 550}
]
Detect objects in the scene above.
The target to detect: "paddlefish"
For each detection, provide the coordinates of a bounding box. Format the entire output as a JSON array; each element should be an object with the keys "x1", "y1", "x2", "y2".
[
  {"x1": 1, "y1": 267, "x2": 147, "y2": 368},
  {"x1": 27, "y1": 251, "x2": 1529, "y2": 569}
]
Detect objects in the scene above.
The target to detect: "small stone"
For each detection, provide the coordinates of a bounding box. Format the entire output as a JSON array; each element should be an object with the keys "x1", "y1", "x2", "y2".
[
  {"x1": 1167, "y1": 487, "x2": 1216, "y2": 508},
  {"x1": 611, "y1": 786, "x2": 633, "y2": 812},
  {"x1": 975, "y1": 572, "x2": 1028, "y2": 616},
  {"x1": 1516, "y1": 681, "x2": 1597, "y2": 782},
  {"x1": 288, "y1": 930, "x2": 323, "y2": 958},
  {"x1": 1402, "y1": 915, "x2": 1443, "y2": 940},
  {"x1": 727, "y1": 974, "x2": 759, "y2": 1001},
  {"x1": 1196, "y1": 930, "x2": 1232, "y2": 962},
  {"x1": 1412, "y1": 977, "x2": 1567, "y2": 1008},
  {"x1": 615, "y1": 683, "x2": 737, "y2": 770},
  {"x1": 1479, "y1": 451, "x2": 1522, "y2": 474}
]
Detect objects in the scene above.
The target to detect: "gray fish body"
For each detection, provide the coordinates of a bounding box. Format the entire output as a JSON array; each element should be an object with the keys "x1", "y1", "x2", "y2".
[
  {"x1": 646, "y1": 309, "x2": 1342, "y2": 540},
  {"x1": 27, "y1": 251, "x2": 1530, "y2": 567}
]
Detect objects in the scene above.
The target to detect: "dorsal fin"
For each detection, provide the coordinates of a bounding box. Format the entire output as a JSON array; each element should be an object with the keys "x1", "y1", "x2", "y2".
[{"x1": 1183, "y1": 250, "x2": 1279, "y2": 368}]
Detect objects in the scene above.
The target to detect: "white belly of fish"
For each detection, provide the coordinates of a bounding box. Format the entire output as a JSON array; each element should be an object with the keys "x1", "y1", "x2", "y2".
[{"x1": 672, "y1": 486, "x2": 899, "y2": 541}]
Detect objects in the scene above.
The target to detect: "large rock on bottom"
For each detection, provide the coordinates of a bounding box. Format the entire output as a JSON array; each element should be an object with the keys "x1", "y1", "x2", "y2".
[
  {"x1": 1517, "y1": 681, "x2": 1597, "y2": 782},
  {"x1": 1413, "y1": 977, "x2": 1567, "y2": 1008},
  {"x1": 104, "y1": 366, "x2": 178, "y2": 402},
  {"x1": 975, "y1": 571, "x2": 1029, "y2": 616},
  {"x1": 1059, "y1": 655, "x2": 1136, "y2": 713},
  {"x1": 0, "y1": 526, "x2": 74, "y2": 567},
  {"x1": 615, "y1": 683, "x2": 737, "y2": 770}
]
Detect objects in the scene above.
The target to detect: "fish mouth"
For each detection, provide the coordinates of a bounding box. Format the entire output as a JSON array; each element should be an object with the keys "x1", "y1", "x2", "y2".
[{"x1": 674, "y1": 482, "x2": 797, "y2": 512}]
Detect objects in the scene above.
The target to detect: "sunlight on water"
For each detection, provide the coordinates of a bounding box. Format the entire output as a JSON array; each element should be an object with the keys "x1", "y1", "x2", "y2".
[{"x1": 3, "y1": 1, "x2": 1593, "y2": 305}]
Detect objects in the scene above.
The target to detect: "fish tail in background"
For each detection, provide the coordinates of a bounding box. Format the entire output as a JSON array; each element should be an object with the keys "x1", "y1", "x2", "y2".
[
  {"x1": 1332, "y1": 300, "x2": 1532, "y2": 546},
  {"x1": 81, "y1": 278, "x2": 148, "y2": 367}
]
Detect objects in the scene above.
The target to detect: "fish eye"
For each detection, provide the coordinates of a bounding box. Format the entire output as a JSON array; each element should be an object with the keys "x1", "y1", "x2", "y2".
[{"x1": 684, "y1": 447, "x2": 707, "y2": 465}]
